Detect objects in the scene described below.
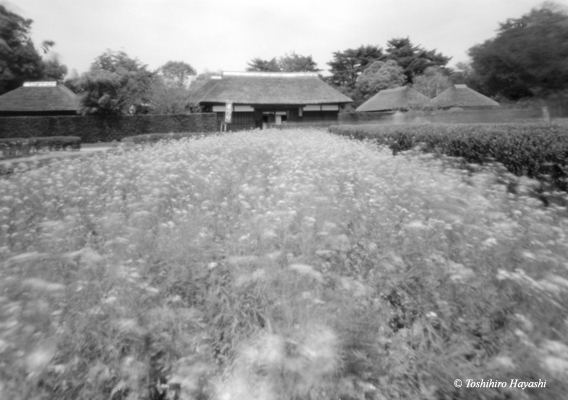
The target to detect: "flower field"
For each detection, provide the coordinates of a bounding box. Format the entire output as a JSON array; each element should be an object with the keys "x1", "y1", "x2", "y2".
[
  {"x1": 330, "y1": 122, "x2": 568, "y2": 194},
  {"x1": 1, "y1": 128, "x2": 568, "y2": 400}
]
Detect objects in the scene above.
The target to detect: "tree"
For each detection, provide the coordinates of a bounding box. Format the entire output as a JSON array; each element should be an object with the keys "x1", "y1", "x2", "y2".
[
  {"x1": 356, "y1": 60, "x2": 406, "y2": 99},
  {"x1": 468, "y1": 2, "x2": 568, "y2": 100},
  {"x1": 157, "y1": 60, "x2": 196, "y2": 87},
  {"x1": 246, "y1": 57, "x2": 280, "y2": 72},
  {"x1": 327, "y1": 45, "x2": 384, "y2": 88},
  {"x1": 39, "y1": 40, "x2": 67, "y2": 82},
  {"x1": 76, "y1": 50, "x2": 154, "y2": 115},
  {"x1": 41, "y1": 56, "x2": 67, "y2": 82},
  {"x1": 278, "y1": 52, "x2": 320, "y2": 72},
  {"x1": 0, "y1": 5, "x2": 43, "y2": 94},
  {"x1": 147, "y1": 80, "x2": 193, "y2": 114},
  {"x1": 146, "y1": 61, "x2": 197, "y2": 114},
  {"x1": 449, "y1": 62, "x2": 484, "y2": 92},
  {"x1": 384, "y1": 38, "x2": 451, "y2": 83},
  {"x1": 412, "y1": 66, "x2": 453, "y2": 98}
]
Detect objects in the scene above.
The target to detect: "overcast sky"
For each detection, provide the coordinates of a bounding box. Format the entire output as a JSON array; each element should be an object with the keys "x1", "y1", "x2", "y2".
[{"x1": 5, "y1": 0, "x2": 560, "y2": 77}]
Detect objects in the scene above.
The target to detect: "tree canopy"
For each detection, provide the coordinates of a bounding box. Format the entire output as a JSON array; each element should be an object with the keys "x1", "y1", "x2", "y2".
[
  {"x1": 75, "y1": 50, "x2": 154, "y2": 115},
  {"x1": 356, "y1": 60, "x2": 406, "y2": 98},
  {"x1": 157, "y1": 61, "x2": 196, "y2": 87},
  {"x1": 0, "y1": 6, "x2": 69, "y2": 94},
  {"x1": 246, "y1": 57, "x2": 280, "y2": 72},
  {"x1": 384, "y1": 38, "x2": 451, "y2": 83},
  {"x1": 327, "y1": 45, "x2": 384, "y2": 89},
  {"x1": 278, "y1": 52, "x2": 320, "y2": 72},
  {"x1": 412, "y1": 66, "x2": 453, "y2": 98},
  {"x1": 246, "y1": 53, "x2": 321, "y2": 72},
  {"x1": 0, "y1": 5, "x2": 43, "y2": 94},
  {"x1": 468, "y1": 2, "x2": 568, "y2": 99}
]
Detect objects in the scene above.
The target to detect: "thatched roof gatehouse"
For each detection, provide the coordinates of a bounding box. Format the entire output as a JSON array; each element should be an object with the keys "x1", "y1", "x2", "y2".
[
  {"x1": 190, "y1": 72, "x2": 352, "y2": 130},
  {"x1": 0, "y1": 81, "x2": 80, "y2": 116},
  {"x1": 356, "y1": 86, "x2": 429, "y2": 112}
]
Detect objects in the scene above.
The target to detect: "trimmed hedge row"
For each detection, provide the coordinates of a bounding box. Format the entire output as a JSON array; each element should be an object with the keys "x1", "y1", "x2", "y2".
[
  {"x1": 0, "y1": 136, "x2": 81, "y2": 159},
  {"x1": 0, "y1": 114, "x2": 217, "y2": 143},
  {"x1": 329, "y1": 122, "x2": 568, "y2": 191}
]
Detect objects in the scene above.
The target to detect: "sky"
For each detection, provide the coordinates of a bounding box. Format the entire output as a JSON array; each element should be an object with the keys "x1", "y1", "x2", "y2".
[{"x1": 4, "y1": 0, "x2": 562, "y2": 77}]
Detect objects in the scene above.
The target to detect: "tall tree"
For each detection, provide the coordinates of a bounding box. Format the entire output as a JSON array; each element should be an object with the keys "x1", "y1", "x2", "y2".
[
  {"x1": 384, "y1": 38, "x2": 451, "y2": 83},
  {"x1": 147, "y1": 61, "x2": 197, "y2": 114},
  {"x1": 39, "y1": 40, "x2": 67, "y2": 82},
  {"x1": 356, "y1": 60, "x2": 406, "y2": 100},
  {"x1": 327, "y1": 45, "x2": 384, "y2": 88},
  {"x1": 157, "y1": 60, "x2": 196, "y2": 87},
  {"x1": 412, "y1": 66, "x2": 453, "y2": 98},
  {"x1": 278, "y1": 52, "x2": 321, "y2": 72},
  {"x1": 246, "y1": 57, "x2": 280, "y2": 72},
  {"x1": 41, "y1": 56, "x2": 67, "y2": 82},
  {"x1": 76, "y1": 50, "x2": 154, "y2": 115},
  {"x1": 0, "y1": 5, "x2": 43, "y2": 94},
  {"x1": 468, "y1": 2, "x2": 568, "y2": 100}
]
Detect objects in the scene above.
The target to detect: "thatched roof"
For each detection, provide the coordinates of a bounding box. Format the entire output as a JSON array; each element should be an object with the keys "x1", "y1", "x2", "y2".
[
  {"x1": 0, "y1": 82, "x2": 80, "y2": 113},
  {"x1": 356, "y1": 86, "x2": 430, "y2": 112},
  {"x1": 430, "y1": 84, "x2": 500, "y2": 108},
  {"x1": 189, "y1": 72, "x2": 352, "y2": 105}
]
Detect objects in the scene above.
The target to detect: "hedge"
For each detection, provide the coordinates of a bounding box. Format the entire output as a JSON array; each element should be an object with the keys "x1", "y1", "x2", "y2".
[
  {"x1": 329, "y1": 122, "x2": 568, "y2": 192},
  {"x1": 0, "y1": 114, "x2": 217, "y2": 143}
]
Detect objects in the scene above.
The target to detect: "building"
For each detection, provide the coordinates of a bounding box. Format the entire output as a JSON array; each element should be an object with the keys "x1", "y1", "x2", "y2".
[
  {"x1": 430, "y1": 84, "x2": 500, "y2": 109},
  {"x1": 0, "y1": 81, "x2": 80, "y2": 116},
  {"x1": 356, "y1": 86, "x2": 430, "y2": 112},
  {"x1": 190, "y1": 72, "x2": 352, "y2": 130}
]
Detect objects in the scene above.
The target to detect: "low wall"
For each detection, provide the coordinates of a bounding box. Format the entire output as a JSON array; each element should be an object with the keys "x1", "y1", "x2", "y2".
[
  {"x1": 338, "y1": 108, "x2": 546, "y2": 125},
  {"x1": 0, "y1": 113, "x2": 217, "y2": 143}
]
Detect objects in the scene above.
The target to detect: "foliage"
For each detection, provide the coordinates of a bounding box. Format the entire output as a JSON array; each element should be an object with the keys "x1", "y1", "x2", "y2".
[
  {"x1": 157, "y1": 60, "x2": 196, "y2": 87},
  {"x1": 278, "y1": 52, "x2": 320, "y2": 72},
  {"x1": 246, "y1": 52, "x2": 321, "y2": 72},
  {"x1": 330, "y1": 122, "x2": 568, "y2": 192},
  {"x1": 355, "y1": 60, "x2": 406, "y2": 100},
  {"x1": 146, "y1": 61, "x2": 198, "y2": 114},
  {"x1": 246, "y1": 57, "x2": 281, "y2": 72},
  {"x1": 146, "y1": 80, "x2": 194, "y2": 114},
  {"x1": 412, "y1": 66, "x2": 453, "y2": 98},
  {"x1": 75, "y1": 50, "x2": 154, "y2": 115},
  {"x1": 1, "y1": 129, "x2": 567, "y2": 399},
  {"x1": 0, "y1": 5, "x2": 43, "y2": 94},
  {"x1": 449, "y1": 61, "x2": 484, "y2": 92},
  {"x1": 327, "y1": 45, "x2": 384, "y2": 88},
  {"x1": 384, "y1": 37, "x2": 451, "y2": 84},
  {"x1": 41, "y1": 56, "x2": 68, "y2": 83},
  {"x1": 468, "y1": 2, "x2": 568, "y2": 100}
]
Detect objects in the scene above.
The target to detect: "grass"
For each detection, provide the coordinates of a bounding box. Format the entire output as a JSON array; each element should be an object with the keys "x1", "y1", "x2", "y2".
[{"x1": 0, "y1": 128, "x2": 567, "y2": 400}]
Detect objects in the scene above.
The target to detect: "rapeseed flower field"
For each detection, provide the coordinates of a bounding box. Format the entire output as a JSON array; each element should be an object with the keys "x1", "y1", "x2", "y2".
[{"x1": 0, "y1": 128, "x2": 567, "y2": 400}]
